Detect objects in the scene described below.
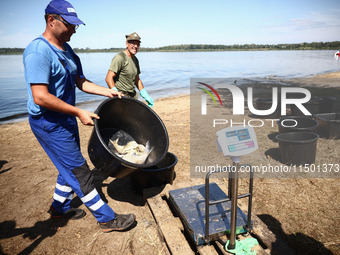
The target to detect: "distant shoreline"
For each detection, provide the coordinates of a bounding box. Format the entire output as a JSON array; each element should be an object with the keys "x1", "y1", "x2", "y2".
[{"x1": 1, "y1": 41, "x2": 339, "y2": 55}]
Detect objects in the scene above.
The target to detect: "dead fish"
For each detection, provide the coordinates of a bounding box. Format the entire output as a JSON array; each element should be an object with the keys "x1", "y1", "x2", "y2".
[
  {"x1": 111, "y1": 139, "x2": 141, "y2": 154},
  {"x1": 121, "y1": 151, "x2": 150, "y2": 164},
  {"x1": 110, "y1": 139, "x2": 153, "y2": 164}
]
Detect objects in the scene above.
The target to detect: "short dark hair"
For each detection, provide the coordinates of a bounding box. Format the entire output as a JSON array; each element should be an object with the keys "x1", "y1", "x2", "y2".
[{"x1": 44, "y1": 13, "x2": 60, "y2": 23}]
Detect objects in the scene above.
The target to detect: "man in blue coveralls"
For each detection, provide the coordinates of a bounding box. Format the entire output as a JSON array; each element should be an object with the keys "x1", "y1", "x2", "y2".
[{"x1": 23, "y1": 0, "x2": 136, "y2": 232}]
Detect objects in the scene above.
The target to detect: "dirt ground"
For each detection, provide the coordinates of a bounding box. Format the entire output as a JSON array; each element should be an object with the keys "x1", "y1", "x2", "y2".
[{"x1": 0, "y1": 72, "x2": 339, "y2": 255}]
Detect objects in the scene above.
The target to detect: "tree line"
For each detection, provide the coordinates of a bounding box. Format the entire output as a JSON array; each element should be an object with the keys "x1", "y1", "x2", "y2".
[
  {"x1": 1, "y1": 41, "x2": 339, "y2": 54},
  {"x1": 148, "y1": 41, "x2": 340, "y2": 52}
]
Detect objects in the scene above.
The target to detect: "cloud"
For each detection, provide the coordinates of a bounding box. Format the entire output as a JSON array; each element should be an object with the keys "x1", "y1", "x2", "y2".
[
  {"x1": 289, "y1": 18, "x2": 327, "y2": 30},
  {"x1": 289, "y1": 11, "x2": 340, "y2": 31},
  {"x1": 249, "y1": 9, "x2": 340, "y2": 44}
]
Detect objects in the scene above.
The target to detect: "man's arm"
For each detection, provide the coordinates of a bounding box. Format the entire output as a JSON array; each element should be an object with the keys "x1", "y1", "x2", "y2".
[
  {"x1": 135, "y1": 75, "x2": 144, "y2": 91},
  {"x1": 105, "y1": 70, "x2": 117, "y2": 90},
  {"x1": 31, "y1": 83, "x2": 99, "y2": 125},
  {"x1": 77, "y1": 75, "x2": 121, "y2": 98},
  {"x1": 135, "y1": 75, "x2": 154, "y2": 107}
]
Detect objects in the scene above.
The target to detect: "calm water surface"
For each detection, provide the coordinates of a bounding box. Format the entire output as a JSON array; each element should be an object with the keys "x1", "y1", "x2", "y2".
[{"x1": 0, "y1": 50, "x2": 339, "y2": 123}]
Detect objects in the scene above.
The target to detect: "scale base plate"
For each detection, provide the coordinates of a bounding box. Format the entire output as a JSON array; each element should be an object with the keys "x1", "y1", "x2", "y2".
[{"x1": 169, "y1": 182, "x2": 251, "y2": 246}]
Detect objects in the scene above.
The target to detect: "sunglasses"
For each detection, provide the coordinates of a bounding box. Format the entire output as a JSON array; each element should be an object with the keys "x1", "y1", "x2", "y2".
[{"x1": 52, "y1": 15, "x2": 79, "y2": 31}]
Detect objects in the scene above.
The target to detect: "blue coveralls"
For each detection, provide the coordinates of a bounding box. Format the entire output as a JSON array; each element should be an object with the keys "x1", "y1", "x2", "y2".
[{"x1": 28, "y1": 37, "x2": 115, "y2": 223}]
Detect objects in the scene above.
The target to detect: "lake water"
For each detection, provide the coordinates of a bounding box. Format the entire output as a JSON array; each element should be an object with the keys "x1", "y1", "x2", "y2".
[{"x1": 0, "y1": 50, "x2": 339, "y2": 124}]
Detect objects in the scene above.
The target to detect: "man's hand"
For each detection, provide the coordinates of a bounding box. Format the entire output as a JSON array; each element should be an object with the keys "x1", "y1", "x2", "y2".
[
  {"x1": 76, "y1": 76, "x2": 122, "y2": 99},
  {"x1": 108, "y1": 88, "x2": 122, "y2": 98},
  {"x1": 77, "y1": 109, "x2": 100, "y2": 126},
  {"x1": 140, "y1": 88, "x2": 154, "y2": 107}
]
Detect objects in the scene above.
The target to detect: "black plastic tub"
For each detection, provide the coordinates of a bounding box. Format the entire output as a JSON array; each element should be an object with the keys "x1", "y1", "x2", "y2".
[
  {"x1": 88, "y1": 97, "x2": 169, "y2": 178},
  {"x1": 130, "y1": 152, "x2": 177, "y2": 190},
  {"x1": 277, "y1": 116, "x2": 318, "y2": 133},
  {"x1": 276, "y1": 132, "x2": 319, "y2": 165},
  {"x1": 319, "y1": 97, "x2": 336, "y2": 113},
  {"x1": 290, "y1": 97, "x2": 322, "y2": 116},
  {"x1": 314, "y1": 113, "x2": 340, "y2": 139},
  {"x1": 253, "y1": 98, "x2": 282, "y2": 118}
]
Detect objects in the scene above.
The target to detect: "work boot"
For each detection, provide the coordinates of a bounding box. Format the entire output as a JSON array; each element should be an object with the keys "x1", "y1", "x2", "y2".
[
  {"x1": 48, "y1": 206, "x2": 86, "y2": 220},
  {"x1": 99, "y1": 213, "x2": 136, "y2": 232}
]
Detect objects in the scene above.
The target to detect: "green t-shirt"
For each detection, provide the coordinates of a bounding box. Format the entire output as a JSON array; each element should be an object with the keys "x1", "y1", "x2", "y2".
[{"x1": 109, "y1": 51, "x2": 140, "y2": 93}]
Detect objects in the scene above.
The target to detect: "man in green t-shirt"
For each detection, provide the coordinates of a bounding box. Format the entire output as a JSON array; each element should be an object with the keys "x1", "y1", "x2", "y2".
[{"x1": 105, "y1": 32, "x2": 154, "y2": 107}]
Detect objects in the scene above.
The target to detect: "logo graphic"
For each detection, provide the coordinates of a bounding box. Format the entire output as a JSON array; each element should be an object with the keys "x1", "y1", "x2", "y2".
[
  {"x1": 197, "y1": 82, "x2": 222, "y2": 115},
  {"x1": 198, "y1": 82, "x2": 312, "y2": 116}
]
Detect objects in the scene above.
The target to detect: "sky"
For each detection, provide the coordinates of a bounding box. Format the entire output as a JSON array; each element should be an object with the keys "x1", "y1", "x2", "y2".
[{"x1": 0, "y1": 0, "x2": 339, "y2": 49}]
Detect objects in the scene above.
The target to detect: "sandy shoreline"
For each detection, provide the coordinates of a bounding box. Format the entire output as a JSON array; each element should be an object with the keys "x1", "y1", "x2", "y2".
[
  {"x1": 0, "y1": 72, "x2": 339, "y2": 254},
  {"x1": 312, "y1": 71, "x2": 340, "y2": 79},
  {"x1": 280, "y1": 70, "x2": 340, "y2": 89}
]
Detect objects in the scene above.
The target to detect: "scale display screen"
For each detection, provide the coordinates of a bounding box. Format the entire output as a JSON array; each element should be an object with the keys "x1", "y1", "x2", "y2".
[
  {"x1": 225, "y1": 129, "x2": 254, "y2": 152},
  {"x1": 216, "y1": 126, "x2": 258, "y2": 157}
]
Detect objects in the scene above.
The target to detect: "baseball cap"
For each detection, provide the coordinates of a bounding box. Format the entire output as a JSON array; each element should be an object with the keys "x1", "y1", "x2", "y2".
[
  {"x1": 45, "y1": 0, "x2": 85, "y2": 25},
  {"x1": 125, "y1": 32, "x2": 141, "y2": 42}
]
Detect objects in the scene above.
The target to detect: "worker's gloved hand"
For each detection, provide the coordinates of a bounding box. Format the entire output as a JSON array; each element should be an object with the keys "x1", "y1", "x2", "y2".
[{"x1": 140, "y1": 88, "x2": 154, "y2": 107}]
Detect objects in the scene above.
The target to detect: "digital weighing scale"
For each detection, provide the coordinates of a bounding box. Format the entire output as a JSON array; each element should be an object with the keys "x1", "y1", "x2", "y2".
[{"x1": 169, "y1": 125, "x2": 258, "y2": 250}]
